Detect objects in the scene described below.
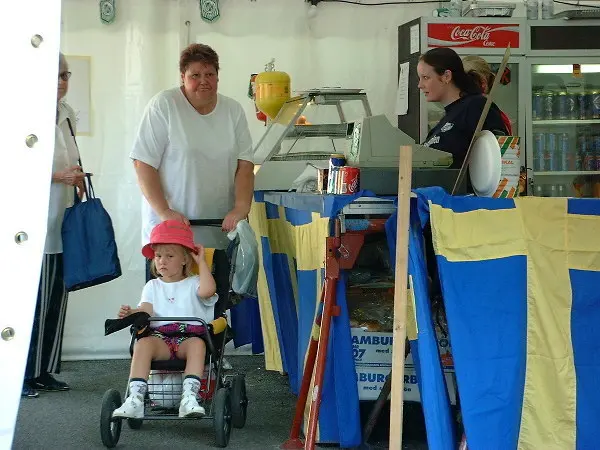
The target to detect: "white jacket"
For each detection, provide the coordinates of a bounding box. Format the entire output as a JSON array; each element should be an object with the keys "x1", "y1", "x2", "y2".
[{"x1": 45, "y1": 101, "x2": 80, "y2": 254}]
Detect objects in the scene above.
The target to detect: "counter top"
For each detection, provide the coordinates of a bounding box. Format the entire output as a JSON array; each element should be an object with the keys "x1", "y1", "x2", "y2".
[{"x1": 255, "y1": 190, "x2": 396, "y2": 218}]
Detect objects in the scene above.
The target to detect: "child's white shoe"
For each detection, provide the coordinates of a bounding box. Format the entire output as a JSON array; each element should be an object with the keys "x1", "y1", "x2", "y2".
[
  {"x1": 179, "y1": 393, "x2": 206, "y2": 418},
  {"x1": 113, "y1": 394, "x2": 144, "y2": 419}
]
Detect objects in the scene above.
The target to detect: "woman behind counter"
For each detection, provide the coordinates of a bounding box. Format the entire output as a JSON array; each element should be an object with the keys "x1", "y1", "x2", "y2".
[
  {"x1": 462, "y1": 55, "x2": 513, "y2": 135},
  {"x1": 418, "y1": 48, "x2": 508, "y2": 169}
]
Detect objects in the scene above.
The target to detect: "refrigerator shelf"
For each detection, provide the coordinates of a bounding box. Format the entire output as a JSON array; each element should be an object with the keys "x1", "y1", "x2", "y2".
[
  {"x1": 534, "y1": 171, "x2": 600, "y2": 176},
  {"x1": 533, "y1": 119, "x2": 600, "y2": 125}
]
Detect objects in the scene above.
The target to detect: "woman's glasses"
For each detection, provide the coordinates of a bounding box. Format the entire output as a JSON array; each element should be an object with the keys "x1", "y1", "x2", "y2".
[{"x1": 59, "y1": 71, "x2": 72, "y2": 81}]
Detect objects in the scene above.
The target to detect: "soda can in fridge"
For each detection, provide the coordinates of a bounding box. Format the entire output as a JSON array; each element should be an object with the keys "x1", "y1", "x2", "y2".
[
  {"x1": 582, "y1": 136, "x2": 596, "y2": 171},
  {"x1": 578, "y1": 92, "x2": 590, "y2": 120},
  {"x1": 535, "y1": 184, "x2": 544, "y2": 197},
  {"x1": 557, "y1": 184, "x2": 566, "y2": 197},
  {"x1": 568, "y1": 92, "x2": 578, "y2": 120},
  {"x1": 546, "y1": 133, "x2": 558, "y2": 171},
  {"x1": 533, "y1": 132, "x2": 546, "y2": 171},
  {"x1": 532, "y1": 92, "x2": 544, "y2": 121},
  {"x1": 594, "y1": 135, "x2": 600, "y2": 170},
  {"x1": 577, "y1": 133, "x2": 587, "y2": 170},
  {"x1": 543, "y1": 92, "x2": 554, "y2": 120},
  {"x1": 566, "y1": 146, "x2": 577, "y2": 171},
  {"x1": 556, "y1": 92, "x2": 569, "y2": 120},
  {"x1": 576, "y1": 150, "x2": 584, "y2": 171},
  {"x1": 591, "y1": 91, "x2": 600, "y2": 119},
  {"x1": 558, "y1": 132, "x2": 569, "y2": 171},
  {"x1": 549, "y1": 184, "x2": 558, "y2": 197}
]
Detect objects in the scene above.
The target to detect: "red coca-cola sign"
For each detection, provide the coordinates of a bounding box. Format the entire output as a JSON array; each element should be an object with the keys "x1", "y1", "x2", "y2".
[{"x1": 427, "y1": 23, "x2": 519, "y2": 48}]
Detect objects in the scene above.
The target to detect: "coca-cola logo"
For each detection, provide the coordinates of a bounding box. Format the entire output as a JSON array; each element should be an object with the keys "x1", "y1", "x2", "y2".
[
  {"x1": 428, "y1": 23, "x2": 519, "y2": 48},
  {"x1": 450, "y1": 26, "x2": 492, "y2": 43},
  {"x1": 348, "y1": 176, "x2": 359, "y2": 193}
]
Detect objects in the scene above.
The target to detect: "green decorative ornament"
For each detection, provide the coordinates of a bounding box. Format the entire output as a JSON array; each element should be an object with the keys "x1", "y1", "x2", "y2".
[
  {"x1": 200, "y1": 0, "x2": 220, "y2": 23},
  {"x1": 100, "y1": 0, "x2": 116, "y2": 25}
]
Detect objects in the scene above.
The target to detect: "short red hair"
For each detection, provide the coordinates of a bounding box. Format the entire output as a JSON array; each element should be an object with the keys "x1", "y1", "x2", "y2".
[{"x1": 179, "y1": 43, "x2": 219, "y2": 73}]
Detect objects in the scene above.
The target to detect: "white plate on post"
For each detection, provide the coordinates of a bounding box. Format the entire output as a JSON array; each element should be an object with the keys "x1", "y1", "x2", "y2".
[{"x1": 469, "y1": 130, "x2": 501, "y2": 197}]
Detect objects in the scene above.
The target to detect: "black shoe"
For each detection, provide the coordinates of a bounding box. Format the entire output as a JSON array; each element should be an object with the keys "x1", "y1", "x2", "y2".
[
  {"x1": 22, "y1": 382, "x2": 39, "y2": 398},
  {"x1": 31, "y1": 373, "x2": 70, "y2": 391}
]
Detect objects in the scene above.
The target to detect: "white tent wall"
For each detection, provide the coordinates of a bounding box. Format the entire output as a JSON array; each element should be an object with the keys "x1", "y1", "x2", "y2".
[
  {"x1": 61, "y1": 0, "x2": 182, "y2": 359},
  {"x1": 60, "y1": 0, "x2": 434, "y2": 360}
]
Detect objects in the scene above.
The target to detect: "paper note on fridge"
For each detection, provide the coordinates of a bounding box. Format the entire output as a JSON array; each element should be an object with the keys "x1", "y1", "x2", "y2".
[
  {"x1": 396, "y1": 62, "x2": 410, "y2": 116},
  {"x1": 410, "y1": 24, "x2": 420, "y2": 54}
]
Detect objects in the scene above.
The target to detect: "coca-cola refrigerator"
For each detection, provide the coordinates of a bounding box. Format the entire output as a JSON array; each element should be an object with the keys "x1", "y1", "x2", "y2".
[
  {"x1": 524, "y1": 19, "x2": 600, "y2": 199},
  {"x1": 398, "y1": 17, "x2": 527, "y2": 166}
]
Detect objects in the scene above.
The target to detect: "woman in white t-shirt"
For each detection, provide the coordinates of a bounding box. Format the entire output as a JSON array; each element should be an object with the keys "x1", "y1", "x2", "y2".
[
  {"x1": 129, "y1": 44, "x2": 254, "y2": 339},
  {"x1": 113, "y1": 220, "x2": 218, "y2": 419},
  {"x1": 23, "y1": 53, "x2": 86, "y2": 399}
]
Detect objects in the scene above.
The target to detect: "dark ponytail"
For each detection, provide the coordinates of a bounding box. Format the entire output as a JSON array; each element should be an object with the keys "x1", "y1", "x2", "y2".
[{"x1": 420, "y1": 48, "x2": 482, "y2": 96}]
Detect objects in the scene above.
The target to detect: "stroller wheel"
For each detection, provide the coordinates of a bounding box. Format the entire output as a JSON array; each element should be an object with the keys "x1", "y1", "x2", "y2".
[
  {"x1": 127, "y1": 418, "x2": 143, "y2": 430},
  {"x1": 213, "y1": 388, "x2": 232, "y2": 448},
  {"x1": 230, "y1": 374, "x2": 248, "y2": 428},
  {"x1": 100, "y1": 389, "x2": 123, "y2": 448}
]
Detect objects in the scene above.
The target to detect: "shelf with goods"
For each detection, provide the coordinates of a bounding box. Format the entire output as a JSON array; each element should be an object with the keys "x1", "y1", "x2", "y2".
[
  {"x1": 531, "y1": 166, "x2": 600, "y2": 198},
  {"x1": 529, "y1": 63, "x2": 600, "y2": 199},
  {"x1": 345, "y1": 231, "x2": 454, "y2": 402},
  {"x1": 530, "y1": 126, "x2": 600, "y2": 198},
  {"x1": 533, "y1": 119, "x2": 600, "y2": 126},
  {"x1": 534, "y1": 171, "x2": 600, "y2": 176}
]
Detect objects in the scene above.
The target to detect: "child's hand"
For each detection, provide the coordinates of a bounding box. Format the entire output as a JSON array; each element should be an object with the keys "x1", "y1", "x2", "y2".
[
  {"x1": 118, "y1": 305, "x2": 132, "y2": 318},
  {"x1": 192, "y1": 245, "x2": 206, "y2": 265}
]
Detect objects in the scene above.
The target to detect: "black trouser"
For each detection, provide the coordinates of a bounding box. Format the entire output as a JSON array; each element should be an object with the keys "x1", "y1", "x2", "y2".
[
  {"x1": 25, "y1": 253, "x2": 69, "y2": 379},
  {"x1": 145, "y1": 249, "x2": 231, "y2": 320}
]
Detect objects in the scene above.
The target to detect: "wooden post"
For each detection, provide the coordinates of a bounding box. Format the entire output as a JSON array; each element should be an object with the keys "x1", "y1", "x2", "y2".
[{"x1": 389, "y1": 145, "x2": 413, "y2": 449}]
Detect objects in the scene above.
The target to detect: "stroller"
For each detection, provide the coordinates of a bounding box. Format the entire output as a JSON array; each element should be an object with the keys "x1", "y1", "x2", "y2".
[{"x1": 100, "y1": 220, "x2": 249, "y2": 448}]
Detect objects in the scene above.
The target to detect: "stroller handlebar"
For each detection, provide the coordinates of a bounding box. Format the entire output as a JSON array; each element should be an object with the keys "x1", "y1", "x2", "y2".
[
  {"x1": 147, "y1": 316, "x2": 209, "y2": 326},
  {"x1": 189, "y1": 219, "x2": 224, "y2": 227}
]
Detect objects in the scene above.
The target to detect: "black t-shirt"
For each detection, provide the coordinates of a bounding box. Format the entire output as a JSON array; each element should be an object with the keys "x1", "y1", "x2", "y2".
[{"x1": 423, "y1": 94, "x2": 508, "y2": 169}]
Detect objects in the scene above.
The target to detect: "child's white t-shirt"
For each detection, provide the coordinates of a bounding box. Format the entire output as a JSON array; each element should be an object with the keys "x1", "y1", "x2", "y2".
[{"x1": 138, "y1": 276, "x2": 218, "y2": 328}]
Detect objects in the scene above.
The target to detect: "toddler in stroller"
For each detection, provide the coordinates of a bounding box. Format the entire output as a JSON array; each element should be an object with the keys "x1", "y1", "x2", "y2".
[{"x1": 113, "y1": 220, "x2": 218, "y2": 419}]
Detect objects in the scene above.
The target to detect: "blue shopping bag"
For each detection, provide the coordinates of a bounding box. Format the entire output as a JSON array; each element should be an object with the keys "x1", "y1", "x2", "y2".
[{"x1": 61, "y1": 174, "x2": 122, "y2": 291}]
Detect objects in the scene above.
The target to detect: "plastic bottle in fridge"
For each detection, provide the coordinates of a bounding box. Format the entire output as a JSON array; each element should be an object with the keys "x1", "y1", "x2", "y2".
[
  {"x1": 542, "y1": 0, "x2": 554, "y2": 18},
  {"x1": 525, "y1": 0, "x2": 539, "y2": 19},
  {"x1": 449, "y1": 0, "x2": 462, "y2": 17}
]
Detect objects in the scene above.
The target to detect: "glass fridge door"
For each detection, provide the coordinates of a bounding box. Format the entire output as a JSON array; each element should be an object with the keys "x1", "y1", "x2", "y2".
[
  {"x1": 528, "y1": 61, "x2": 600, "y2": 198},
  {"x1": 425, "y1": 60, "x2": 522, "y2": 142}
]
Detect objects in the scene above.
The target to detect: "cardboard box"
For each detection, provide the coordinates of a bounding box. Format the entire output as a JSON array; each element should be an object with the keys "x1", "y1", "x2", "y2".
[
  {"x1": 351, "y1": 328, "x2": 456, "y2": 403},
  {"x1": 355, "y1": 365, "x2": 457, "y2": 404},
  {"x1": 351, "y1": 328, "x2": 454, "y2": 371},
  {"x1": 494, "y1": 136, "x2": 521, "y2": 199},
  {"x1": 351, "y1": 328, "x2": 394, "y2": 367}
]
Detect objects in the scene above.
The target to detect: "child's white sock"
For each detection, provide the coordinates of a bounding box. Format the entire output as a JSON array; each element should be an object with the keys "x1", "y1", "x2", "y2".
[
  {"x1": 129, "y1": 378, "x2": 147, "y2": 397},
  {"x1": 182, "y1": 375, "x2": 201, "y2": 397}
]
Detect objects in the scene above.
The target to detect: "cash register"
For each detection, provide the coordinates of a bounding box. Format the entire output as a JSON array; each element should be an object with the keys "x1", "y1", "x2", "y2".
[{"x1": 253, "y1": 89, "x2": 460, "y2": 195}]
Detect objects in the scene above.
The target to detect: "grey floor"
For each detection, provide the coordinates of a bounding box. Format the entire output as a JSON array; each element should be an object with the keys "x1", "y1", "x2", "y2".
[{"x1": 14, "y1": 356, "x2": 425, "y2": 450}]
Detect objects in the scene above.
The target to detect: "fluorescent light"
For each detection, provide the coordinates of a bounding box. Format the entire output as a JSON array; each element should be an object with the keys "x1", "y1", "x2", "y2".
[{"x1": 534, "y1": 64, "x2": 600, "y2": 74}]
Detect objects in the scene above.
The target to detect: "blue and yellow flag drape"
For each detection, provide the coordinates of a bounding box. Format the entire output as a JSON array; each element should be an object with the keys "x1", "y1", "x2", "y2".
[
  {"x1": 248, "y1": 191, "x2": 372, "y2": 447},
  {"x1": 417, "y1": 187, "x2": 600, "y2": 450},
  {"x1": 386, "y1": 195, "x2": 456, "y2": 450}
]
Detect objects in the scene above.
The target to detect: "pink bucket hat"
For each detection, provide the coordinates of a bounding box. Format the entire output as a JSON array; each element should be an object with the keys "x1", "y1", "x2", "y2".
[{"x1": 141, "y1": 220, "x2": 198, "y2": 259}]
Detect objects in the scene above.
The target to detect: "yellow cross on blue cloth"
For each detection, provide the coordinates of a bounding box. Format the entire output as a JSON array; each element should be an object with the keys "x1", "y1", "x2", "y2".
[{"x1": 425, "y1": 189, "x2": 600, "y2": 450}]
